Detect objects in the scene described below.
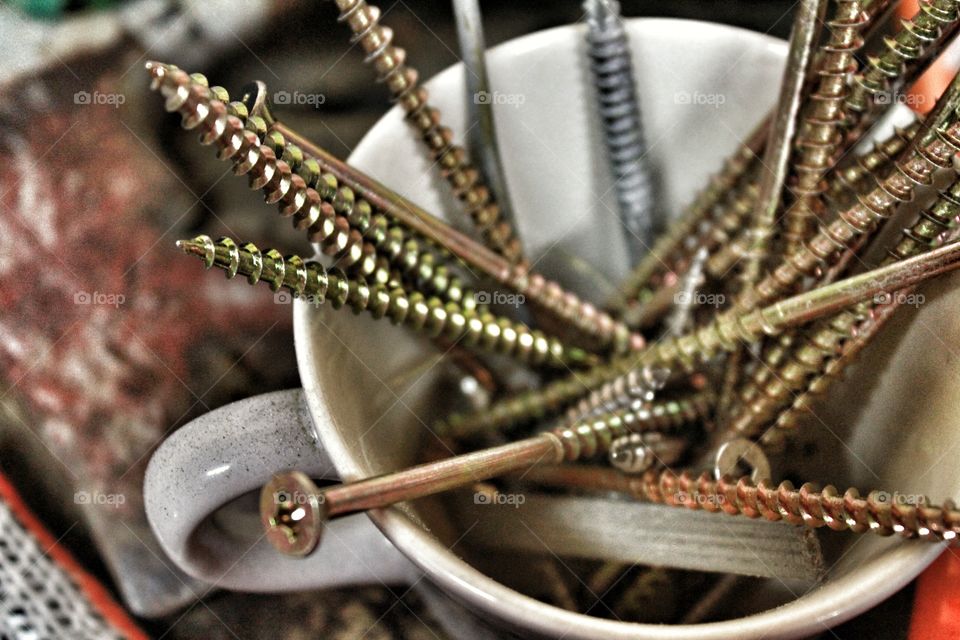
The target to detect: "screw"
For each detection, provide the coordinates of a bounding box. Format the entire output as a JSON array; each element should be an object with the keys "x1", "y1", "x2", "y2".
[
  {"x1": 148, "y1": 65, "x2": 478, "y2": 308},
  {"x1": 783, "y1": 0, "x2": 868, "y2": 254},
  {"x1": 440, "y1": 237, "x2": 960, "y2": 434},
  {"x1": 522, "y1": 466, "x2": 960, "y2": 541},
  {"x1": 177, "y1": 235, "x2": 596, "y2": 369},
  {"x1": 844, "y1": 0, "x2": 960, "y2": 136},
  {"x1": 608, "y1": 431, "x2": 688, "y2": 474},
  {"x1": 262, "y1": 399, "x2": 674, "y2": 555},
  {"x1": 726, "y1": 172, "x2": 960, "y2": 445},
  {"x1": 583, "y1": 0, "x2": 662, "y2": 263},
  {"x1": 732, "y1": 73, "x2": 960, "y2": 317},
  {"x1": 327, "y1": 0, "x2": 526, "y2": 264}
]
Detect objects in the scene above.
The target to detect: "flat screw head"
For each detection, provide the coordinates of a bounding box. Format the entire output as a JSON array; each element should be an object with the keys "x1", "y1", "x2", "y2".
[
  {"x1": 714, "y1": 438, "x2": 771, "y2": 483},
  {"x1": 260, "y1": 471, "x2": 325, "y2": 556}
]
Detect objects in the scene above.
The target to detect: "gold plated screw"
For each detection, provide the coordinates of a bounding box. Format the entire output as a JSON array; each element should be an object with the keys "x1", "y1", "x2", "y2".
[{"x1": 178, "y1": 235, "x2": 596, "y2": 369}]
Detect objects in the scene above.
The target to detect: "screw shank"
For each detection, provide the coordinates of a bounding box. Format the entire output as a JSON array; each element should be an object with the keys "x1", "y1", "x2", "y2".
[{"x1": 322, "y1": 434, "x2": 563, "y2": 516}]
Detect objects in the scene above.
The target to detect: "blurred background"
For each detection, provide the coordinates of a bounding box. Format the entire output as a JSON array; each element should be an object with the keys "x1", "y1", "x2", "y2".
[{"x1": 0, "y1": 0, "x2": 920, "y2": 638}]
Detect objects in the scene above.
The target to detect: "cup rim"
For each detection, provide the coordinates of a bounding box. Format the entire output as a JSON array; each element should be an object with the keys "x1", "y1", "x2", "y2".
[{"x1": 293, "y1": 16, "x2": 944, "y2": 639}]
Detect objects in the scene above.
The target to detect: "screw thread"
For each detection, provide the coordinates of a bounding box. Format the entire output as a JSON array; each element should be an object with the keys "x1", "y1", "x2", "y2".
[
  {"x1": 179, "y1": 235, "x2": 595, "y2": 369},
  {"x1": 583, "y1": 0, "x2": 659, "y2": 258},
  {"x1": 330, "y1": 0, "x2": 525, "y2": 264},
  {"x1": 615, "y1": 144, "x2": 758, "y2": 309},
  {"x1": 737, "y1": 109, "x2": 960, "y2": 315},
  {"x1": 548, "y1": 393, "x2": 705, "y2": 462},
  {"x1": 784, "y1": 0, "x2": 869, "y2": 252},
  {"x1": 845, "y1": 0, "x2": 960, "y2": 124},
  {"x1": 608, "y1": 432, "x2": 688, "y2": 474},
  {"x1": 147, "y1": 64, "x2": 482, "y2": 310},
  {"x1": 632, "y1": 470, "x2": 960, "y2": 541},
  {"x1": 728, "y1": 176, "x2": 960, "y2": 442},
  {"x1": 825, "y1": 120, "x2": 920, "y2": 210},
  {"x1": 564, "y1": 366, "x2": 668, "y2": 423}
]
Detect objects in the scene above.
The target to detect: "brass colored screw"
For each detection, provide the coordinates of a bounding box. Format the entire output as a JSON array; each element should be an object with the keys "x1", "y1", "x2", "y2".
[
  {"x1": 783, "y1": 0, "x2": 868, "y2": 253},
  {"x1": 532, "y1": 467, "x2": 960, "y2": 540},
  {"x1": 440, "y1": 240, "x2": 960, "y2": 434},
  {"x1": 178, "y1": 235, "x2": 596, "y2": 369},
  {"x1": 739, "y1": 0, "x2": 826, "y2": 291},
  {"x1": 844, "y1": 0, "x2": 960, "y2": 134},
  {"x1": 328, "y1": 0, "x2": 525, "y2": 264},
  {"x1": 261, "y1": 399, "x2": 678, "y2": 556},
  {"x1": 149, "y1": 65, "x2": 479, "y2": 308},
  {"x1": 824, "y1": 120, "x2": 920, "y2": 210},
  {"x1": 761, "y1": 298, "x2": 897, "y2": 449},
  {"x1": 733, "y1": 82, "x2": 960, "y2": 317},
  {"x1": 614, "y1": 127, "x2": 763, "y2": 313},
  {"x1": 441, "y1": 390, "x2": 711, "y2": 442}
]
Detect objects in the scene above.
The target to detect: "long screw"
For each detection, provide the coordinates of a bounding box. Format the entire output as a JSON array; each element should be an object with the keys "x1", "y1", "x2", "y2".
[
  {"x1": 731, "y1": 75, "x2": 960, "y2": 319},
  {"x1": 583, "y1": 0, "x2": 661, "y2": 263},
  {"x1": 611, "y1": 0, "x2": 895, "y2": 312},
  {"x1": 262, "y1": 397, "x2": 670, "y2": 556},
  {"x1": 327, "y1": 0, "x2": 525, "y2": 264},
  {"x1": 147, "y1": 61, "x2": 644, "y2": 354},
  {"x1": 742, "y1": 0, "x2": 826, "y2": 288},
  {"x1": 783, "y1": 0, "x2": 867, "y2": 254},
  {"x1": 239, "y1": 80, "x2": 645, "y2": 355},
  {"x1": 439, "y1": 239, "x2": 960, "y2": 434},
  {"x1": 439, "y1": 389, "x2": 712, "y2": 441},
  {"x1": 519, "y1": 466, "x2": 960, "y2": 541},
  {"x1": 264, "y1": 456, "x2": 960, "y2": 557},
  {"x1": 177, "y1": 235, "x2": 595, "y2": 369},
  {"x1": 824, "y1": 121, "x2": 921, "y2": 210},
  {"x1": 613, "y1": 124, "x2": 764, "y2": 313}
]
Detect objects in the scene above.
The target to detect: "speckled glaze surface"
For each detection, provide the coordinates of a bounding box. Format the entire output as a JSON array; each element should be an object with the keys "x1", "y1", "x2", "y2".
[{"x1": 143, "y1": 390, "x2": 416, "y2": 592}]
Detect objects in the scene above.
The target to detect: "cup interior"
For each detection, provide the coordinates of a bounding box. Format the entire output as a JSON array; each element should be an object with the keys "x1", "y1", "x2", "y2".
[{"x1": 293, "y1": 18, "x2": 955, "y2": 638}]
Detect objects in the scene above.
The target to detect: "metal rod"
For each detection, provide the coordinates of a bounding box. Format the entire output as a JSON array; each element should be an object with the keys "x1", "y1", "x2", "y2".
[{"x1": 452, "y1": 0, "x2": 520, "y2": 237}]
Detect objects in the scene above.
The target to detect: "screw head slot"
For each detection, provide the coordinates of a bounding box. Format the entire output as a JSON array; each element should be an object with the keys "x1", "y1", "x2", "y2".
[{"x1": 261, "y1": 471, "x2": 325, "y2": 556}]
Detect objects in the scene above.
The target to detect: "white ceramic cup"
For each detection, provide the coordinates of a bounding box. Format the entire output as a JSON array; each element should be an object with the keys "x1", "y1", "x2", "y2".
[{"x1": 145, "y1": 18, "x2": 959, "y2": 639}]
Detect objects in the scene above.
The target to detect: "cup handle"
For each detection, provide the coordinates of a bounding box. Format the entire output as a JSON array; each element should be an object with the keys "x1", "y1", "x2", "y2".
[{"x1": 144, "y1": 389, "x2": 418, "y2": 592}]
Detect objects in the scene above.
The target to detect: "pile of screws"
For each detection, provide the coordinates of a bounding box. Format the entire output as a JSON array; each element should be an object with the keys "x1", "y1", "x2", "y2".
[{"x1": 149, "y1": 0, "x2": 960, "y2": 623}]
